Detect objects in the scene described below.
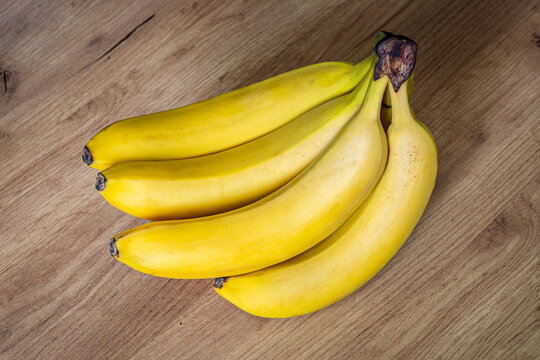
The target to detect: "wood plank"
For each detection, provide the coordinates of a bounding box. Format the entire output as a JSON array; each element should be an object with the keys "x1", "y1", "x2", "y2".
[{"x1": 0, "y1": 0, "x2": 538, "y2": 359}]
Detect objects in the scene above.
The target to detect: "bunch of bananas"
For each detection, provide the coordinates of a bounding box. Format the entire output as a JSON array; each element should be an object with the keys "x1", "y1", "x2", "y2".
[{"x1": 83, "y1": 32, "x2": 437, "y2": 318}]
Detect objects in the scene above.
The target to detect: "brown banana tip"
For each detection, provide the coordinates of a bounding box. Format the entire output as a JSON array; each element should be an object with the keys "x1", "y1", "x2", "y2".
[
  {"x1": 374, "y1": 31, "x2": 418, "y2": 92},
  {"x1": 109, "y1": 238, "x2": 119, "y2": 257},
  {"x1": 95, "y1": 173, "x2": 106, "y2": 191},
  {"x1": 214, "y1": 277, "x2": 227, "y2": 289},
  {"x1": 82, "y1": 146, "x2": 93, "y2": 165}
]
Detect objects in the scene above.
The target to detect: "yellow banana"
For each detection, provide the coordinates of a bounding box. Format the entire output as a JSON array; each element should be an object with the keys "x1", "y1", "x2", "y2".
[
  {"x1": 83, "y1": 56, "x2": 375, "y2": 170},
  {"x1": 214, "y1": 77, "x2": 437, "y2": 318},
  {"x1": 96, "y1": 61, "x2": 375, "y2": 220},
  {"x1": 109, "y1": 74, "x2": 389, "y2": 278},
  {"x1": 214, "y1": 36, "x2": 436, "y2": 318}
]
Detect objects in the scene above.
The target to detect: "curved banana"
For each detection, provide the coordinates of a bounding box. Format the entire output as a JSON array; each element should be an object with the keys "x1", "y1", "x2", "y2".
[
  {"x1": 83, "y1": 56, "x2": 375, "y2": 170},
  {"x1": 214, "y1": 77, "x2": 437, "y2": 318},
  {"x1": 96, "y1": 63, "x2": 375, "y2": 220},
  {"x1": 109, "y1": 75, "x2": 389, "y2": 278}
]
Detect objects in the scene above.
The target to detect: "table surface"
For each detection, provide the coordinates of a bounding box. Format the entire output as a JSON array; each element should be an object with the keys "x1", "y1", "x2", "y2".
[{"x1": 1, "y1": 0, "x2": 538, "y2": 359}]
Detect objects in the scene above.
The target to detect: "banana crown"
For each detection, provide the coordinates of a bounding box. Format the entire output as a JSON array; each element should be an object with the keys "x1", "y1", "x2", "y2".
[{"x1": 374, "y1": 32, "x2": 417, "y2": 92}]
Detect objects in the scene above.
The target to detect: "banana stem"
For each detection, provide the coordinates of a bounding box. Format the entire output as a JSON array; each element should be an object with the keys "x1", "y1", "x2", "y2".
[
  {"x1": 373, "y1": 32, "x2": 417, "y2": 92},
  {"x1": 362, "y1": 77, "x2": 388, "y2": 118},
  {"x1": 352, "y1": 54, "x2": 377, "y2": 83},
  {"x1": 388, "y1": 80, "x2": 418, "y2": 128},
  {"x1": 388, "y1": 80, "x2": 411, "y2": 115},
  {"x1": 348, "y1": 72, "x2": 372, "y2": 104}
]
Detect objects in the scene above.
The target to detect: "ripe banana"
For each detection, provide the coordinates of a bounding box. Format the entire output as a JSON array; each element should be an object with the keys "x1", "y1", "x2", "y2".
[
  {"x1": 109, "y1": 74, "x2": 389, "y2": 278},
  {"x1": 83, "y1": 56, "x2": 376, "y2": 170},
  {"x1": 95, "y1": 60, "x2": 376, "y2": 220},
  {"x1": 214, "y1": 75, "x2": 437, "y2": 317}
]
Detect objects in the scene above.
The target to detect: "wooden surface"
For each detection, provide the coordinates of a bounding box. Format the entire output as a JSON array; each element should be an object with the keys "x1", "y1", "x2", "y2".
[{"x1": 1, "y1": 0, "x2": 538, "y2": 358}]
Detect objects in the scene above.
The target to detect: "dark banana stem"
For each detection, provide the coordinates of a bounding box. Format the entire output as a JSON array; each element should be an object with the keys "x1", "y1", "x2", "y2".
[{"x1": 374, "y1": 32, "x2": 418, "y2": 92}]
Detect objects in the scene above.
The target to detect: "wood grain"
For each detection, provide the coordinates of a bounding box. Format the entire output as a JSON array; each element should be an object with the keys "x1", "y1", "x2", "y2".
[{"x1": 1, "y1": 0, "x2": 539, "y2": 359}]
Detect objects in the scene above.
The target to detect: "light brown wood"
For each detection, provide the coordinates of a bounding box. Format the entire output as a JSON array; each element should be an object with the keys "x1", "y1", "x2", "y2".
[{"x1": 1, "y1": 0, "x2": 538, "y2": 359}]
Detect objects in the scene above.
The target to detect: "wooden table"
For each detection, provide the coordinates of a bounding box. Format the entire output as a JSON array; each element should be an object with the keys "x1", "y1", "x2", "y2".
[{"x1": 1, "y1": 0, "x2": 538, "y2": 358}]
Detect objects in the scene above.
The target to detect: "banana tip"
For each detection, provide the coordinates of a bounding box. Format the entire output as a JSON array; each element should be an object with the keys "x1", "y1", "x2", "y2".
[
  {"x1": 109, "y1": 238, "x2": 119, "y2": 257},
  {"x1": 96, "y1": 173, "x2": 106, "y2": 191},
  {"x1": 214, "y1": 277, "x2": 227, "y2": 289},
  {"x1": 82, "y1": 146, "x2": 93, "y2": 165}
]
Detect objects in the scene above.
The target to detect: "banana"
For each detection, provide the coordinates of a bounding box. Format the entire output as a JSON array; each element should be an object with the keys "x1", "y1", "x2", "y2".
[
  {"x1": 83, "y1": 56, "x2": 375, "y2": 170},
  {"x1": 109, "y1": 73, "x2": 389, "y2": 278},
  {"x1": 95, "y1": 61, "x2": 375, "y2": 220},
  {"x1": 214, "y1": 37, "x2": 437, "y2": 318}
]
